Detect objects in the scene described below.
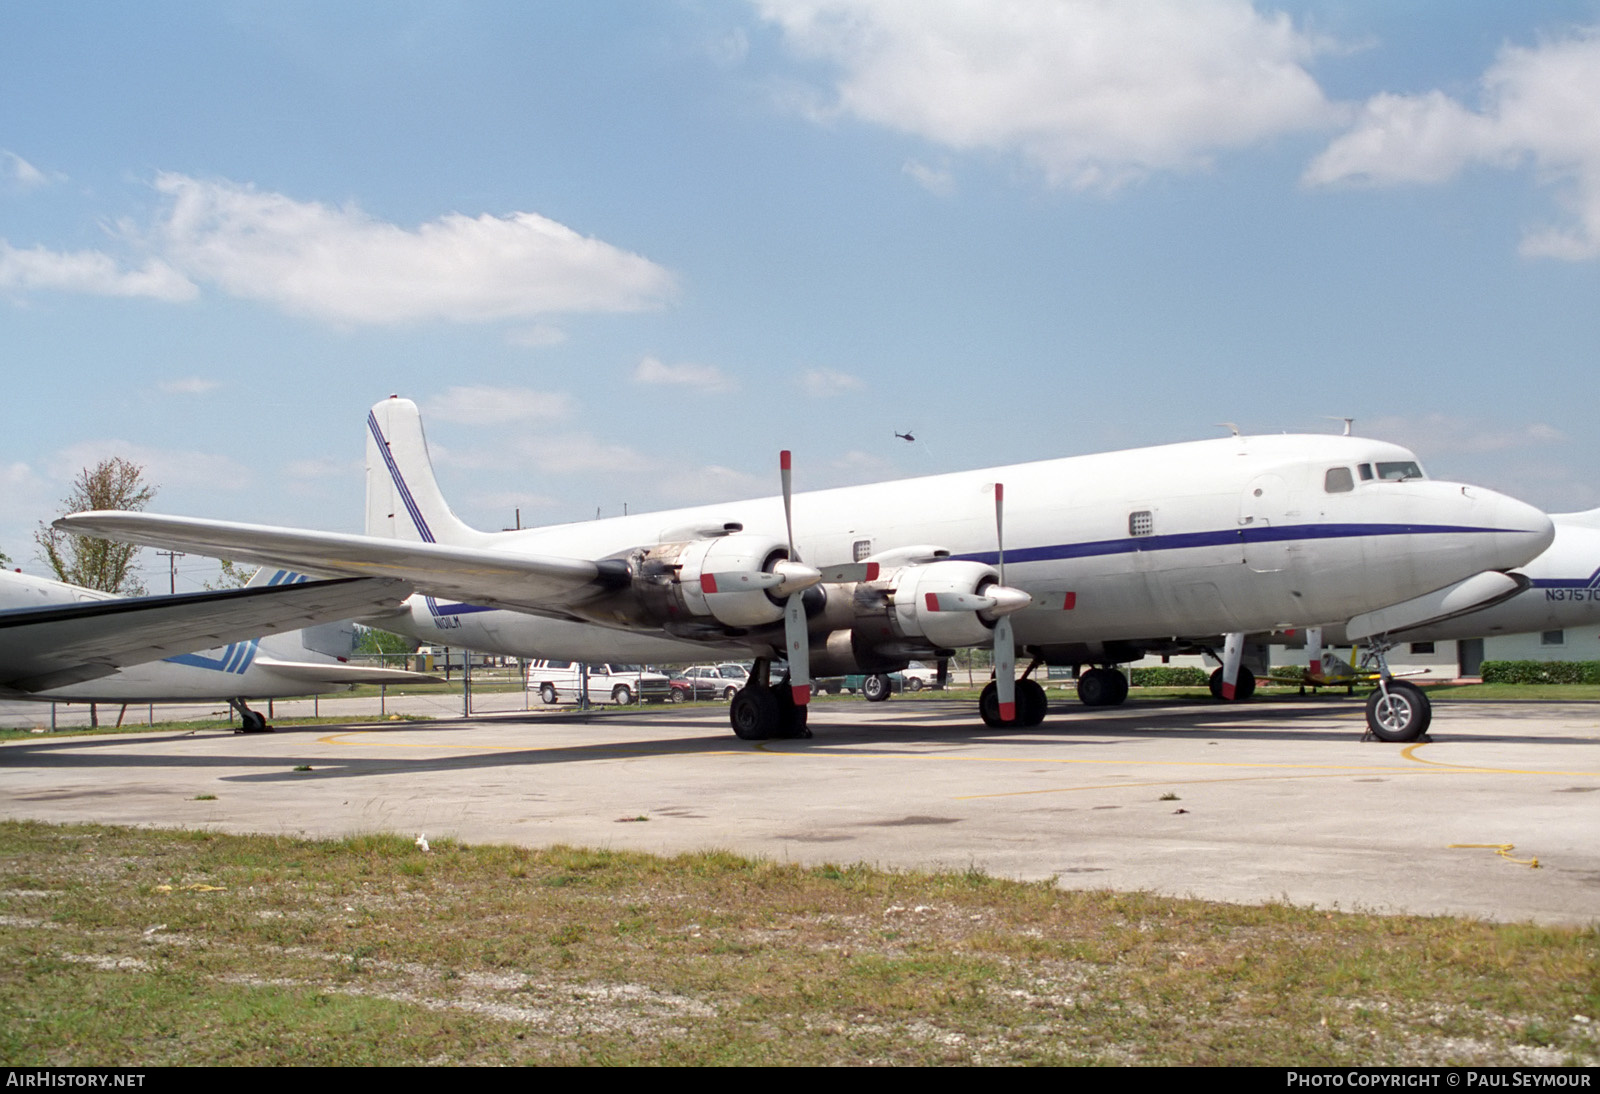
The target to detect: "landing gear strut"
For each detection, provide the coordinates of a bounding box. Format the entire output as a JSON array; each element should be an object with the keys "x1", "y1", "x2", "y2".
[
  {"x1": 729, "y1": 658, "x2": 811, "y2": 741},
  {"x1": 230, "y1": 699, "x2": 272, "y2": 734},
  {"x1": 1359, "y1": 642, "x2": 1431, "y2": 743}
]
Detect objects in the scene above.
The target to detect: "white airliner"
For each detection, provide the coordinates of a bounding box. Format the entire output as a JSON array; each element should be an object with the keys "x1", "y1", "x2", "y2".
[
  {"x1": 57, "y1": 397, "x2": 1555, "y2": 743},
  {"x1": 0, "y1": 567, "x2": 426, "y2": 731}
]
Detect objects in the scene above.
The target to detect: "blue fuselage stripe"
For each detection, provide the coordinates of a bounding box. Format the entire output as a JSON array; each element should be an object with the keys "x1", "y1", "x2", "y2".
[{"x1": 953, "y1": 522, "x2": 1512, "y2": 566}]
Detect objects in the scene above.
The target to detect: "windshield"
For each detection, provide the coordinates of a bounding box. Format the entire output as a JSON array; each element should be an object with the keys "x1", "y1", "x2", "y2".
[{"x1": 1374, "y1": 461, "x2": 1424, "y2": 481}]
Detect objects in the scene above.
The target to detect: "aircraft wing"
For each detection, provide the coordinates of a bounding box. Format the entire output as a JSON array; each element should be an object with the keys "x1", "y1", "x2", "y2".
[
  {"x1": 0, "y1": 576, "x2": 412, "y2": 693},
  {"x1": 54, "y1": 511, "x2": 617, "y2": 613}
]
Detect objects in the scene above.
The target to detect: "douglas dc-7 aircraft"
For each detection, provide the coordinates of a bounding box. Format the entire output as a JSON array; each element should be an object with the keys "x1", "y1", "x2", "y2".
[
  {"x1": 57, "y1": 397, "x2": 1554, "y2": 743},
  {"x1": 0, "y1": 566, "x2": 421, "y2": 731}
]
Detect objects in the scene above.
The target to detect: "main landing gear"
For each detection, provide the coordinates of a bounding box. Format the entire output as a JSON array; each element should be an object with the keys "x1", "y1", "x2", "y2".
[
  {"x1": 1076, "y1": 666, "x2": 1129, "y2": 708},
  {"x1": 230, "y1": 699, "x2": 272, "y2": 734},
  {"x1": 729, "y1": 658, "x2": 811, "y2": 741},
  {"x1": 1208, "y1": 665, "x2": 1257, "y2": 700}
]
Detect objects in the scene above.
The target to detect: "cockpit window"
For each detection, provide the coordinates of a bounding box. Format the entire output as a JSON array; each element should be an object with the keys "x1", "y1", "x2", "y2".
[
  {"x1": 1324, "y1": 467, "x2": 1355, "y2": 493},
  {"x1": 1374, "y1": 461, "x2": 1424, "y2": 481},
  {"x1": 1358, "y1": 463, "x2": 1373, "y2": 481}
]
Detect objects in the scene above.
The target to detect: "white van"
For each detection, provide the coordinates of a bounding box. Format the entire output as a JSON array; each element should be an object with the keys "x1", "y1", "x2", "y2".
[{"x1": 526, "y1": 661, "x2": 671, "y2": 705}]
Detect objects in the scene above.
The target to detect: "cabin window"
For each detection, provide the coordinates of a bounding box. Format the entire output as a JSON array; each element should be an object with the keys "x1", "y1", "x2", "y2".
[
  {"x1": 1542, "y1": 630, "x2": 1565, "y2": 646},
  {"x1": 852, "y1": 539, "x2": 872, "y2": 562},
  {"x1": 1358, "y1": 463, "x2": 1374, "y2": 481},
  {"x1": 1324, "y1": 467, "x2": 1355, "y2": 493},
  {"x1": 1375, "y1": 461, "x2": 1424, "y2": 481},
  {"x1": 1129, "y1": 510, "x2": 1153, "y2": 537}
]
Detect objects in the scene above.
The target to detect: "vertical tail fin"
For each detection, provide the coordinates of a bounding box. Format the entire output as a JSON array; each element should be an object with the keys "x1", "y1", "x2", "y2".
[
  {"x1": 365, "y1": 396, "x2": 484, "y2": 545},
  {"x1": 244, "y1": 565, "x2": 300, "y2": 589}
]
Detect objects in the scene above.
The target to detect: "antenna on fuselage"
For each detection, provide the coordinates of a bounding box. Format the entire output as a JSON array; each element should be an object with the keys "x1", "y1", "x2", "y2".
[
  {"x1": 1324, "y1": 416, "x2": 1355, "y2": 436},
  {"x1": 1217, "y1": 422, "x2": 1240, "y2": 437}
]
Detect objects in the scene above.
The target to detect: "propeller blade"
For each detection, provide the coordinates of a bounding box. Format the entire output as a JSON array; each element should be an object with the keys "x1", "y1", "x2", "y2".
[
  {"x1": 779, "y1": 449, "x2": 810, "y2": 706},
  {"x1": 994, "y1": 615, "x2": 1016, "y2": 722},
  {"x1": 1220, "y1": 631, "x2": 1244, "y2": 700},
  {"x1": 780, "y1": 450, "x2": 796, "y2": 560},
  {"x1": 992, "y1": 482, "x2": 1015, "y2": 721},
  {"x1": 994, "y1": 482, "x2": 1005, "y2": 587},
  {"x1": 785, "y1": 592, "x2": 810, "y2": 705}
]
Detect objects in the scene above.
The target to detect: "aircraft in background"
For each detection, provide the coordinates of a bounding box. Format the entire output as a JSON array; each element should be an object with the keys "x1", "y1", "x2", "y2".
[
  {"x1": 58, "y1": 396, "x2": 1554, "y2": 743},
  {"x1": 0, "y1": 566, "x2": 424, "y2": 731}
]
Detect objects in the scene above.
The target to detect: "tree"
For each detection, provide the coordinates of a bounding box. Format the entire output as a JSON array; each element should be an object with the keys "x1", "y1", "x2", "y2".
[
  {"x1": 35, "y1": 457, "x2": 156, "y2": 595},
  {"x1": 203, "y1": 559, "x2": 257, "y2": 590}
]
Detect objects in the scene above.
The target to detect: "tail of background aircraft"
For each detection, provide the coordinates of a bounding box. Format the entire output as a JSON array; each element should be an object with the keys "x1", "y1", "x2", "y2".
[{"x1": 364, "y1": 396, "x2": 486, "y2": 546}]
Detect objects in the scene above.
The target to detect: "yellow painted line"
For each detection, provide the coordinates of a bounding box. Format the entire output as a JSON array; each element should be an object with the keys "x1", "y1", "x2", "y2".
[
  {"x1": 315, "y1": 731, "x2": 1600, "y2": 785},
  {"x1": 956, "y1": 769, "x2": 1445, "y2": 800},
  {"x1": 1401, "y1": 740, "x2": 1600, "y2": 777}
]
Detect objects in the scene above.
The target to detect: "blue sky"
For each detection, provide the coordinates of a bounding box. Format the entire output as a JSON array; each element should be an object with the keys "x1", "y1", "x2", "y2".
[{"x1": 4, "y1": 1, "x2": 1599, "y2": 590}]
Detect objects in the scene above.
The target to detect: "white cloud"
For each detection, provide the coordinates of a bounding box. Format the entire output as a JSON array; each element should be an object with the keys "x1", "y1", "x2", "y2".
[
  {"x1": 427, "y1": 385, "x2": 577, "y2": 425},
  {"x1": 151, "y1": 173, "x2": 677, "y2": 323},
  {"x1": 0, "y1": 242, "x2": 197, "y2": 301},
  {"x1": 902, "y1": 159, "x2": 955, "y2": 196},
  {"x1": 48, "y1": 440, "x2": 252, "y2": 494},
  {"x1": 284, "y1": 456, "x2": 359, "y2": 480},
  {"x1": 158, "y1": 377, "x2": 220, "y2": 395},
  {"x1": 513, "y1": 433, "x2": 650, "y2": 475},
  {"x1": 1362, "y1": 414, "x2": 1566, "y2": 457},
  {"x1": 3, "y1": 151, "x2": 53, "y2": 190},
  {"x1": 1305, "y1": 28, "x2": 1600, "y2": 260},
  {"x1": 800, "y1": 366, "x2": 865, "y2": 397},
  {"x1": 507, "y1": 323, "x2": 568, "y2": 347},
  {"x1": 756, "y1": 0, "x2": 1338, "y2": 190},
  {"x1": 633, "y1": 355, "x2": 737, "y2": 391}
]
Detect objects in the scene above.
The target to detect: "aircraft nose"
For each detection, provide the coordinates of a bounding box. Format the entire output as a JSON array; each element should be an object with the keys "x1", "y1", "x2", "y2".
[{"x1": 1468, "y1": 487, "x2": 1554, "y2": 569}]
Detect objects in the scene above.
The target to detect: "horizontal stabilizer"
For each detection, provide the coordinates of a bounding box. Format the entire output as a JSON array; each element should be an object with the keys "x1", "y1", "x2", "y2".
[
  {"x1": 56, "y1": 511, "x2": 615, "y2": 613},
  {"x1": 1344, "y1": 570, "x2": 1529, "y2": 640},
  {"x1": 251, "y1": 658, "x2": 443, "y2": 686}
]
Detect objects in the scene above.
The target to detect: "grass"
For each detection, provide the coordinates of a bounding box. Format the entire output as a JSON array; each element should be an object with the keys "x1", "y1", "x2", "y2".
[{"x1": 1, "y1": 821, "x2": 1595, "y2": 1066}]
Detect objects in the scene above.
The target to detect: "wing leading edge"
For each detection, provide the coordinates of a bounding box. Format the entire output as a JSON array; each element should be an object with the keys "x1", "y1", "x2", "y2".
[{"x1": 54, "y1": 511, "x2": 620, "y2": 614}]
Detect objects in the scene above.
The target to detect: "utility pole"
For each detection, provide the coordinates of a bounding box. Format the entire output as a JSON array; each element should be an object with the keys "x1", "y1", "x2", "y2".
[{"x1": 156, "y1": 550, "x2": 184, "y2": 593}]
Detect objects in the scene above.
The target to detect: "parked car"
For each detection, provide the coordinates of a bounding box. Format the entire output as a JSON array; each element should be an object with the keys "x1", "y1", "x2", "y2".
[
  {"x1": 901, "y1": 661, "x2": 942, "y2": 691},
  {"x1": 817, "y1": 672, "x2": 903, "y2": 701},
  {"x1": 668, "y1": 671, "x2": 723, "y2": 702},
  {"x1": 674, "y1": 664, "x2": 749, "y2": 700},
  {"x1": 526, "y1": 661, "x2": 671, "y2": 705}
]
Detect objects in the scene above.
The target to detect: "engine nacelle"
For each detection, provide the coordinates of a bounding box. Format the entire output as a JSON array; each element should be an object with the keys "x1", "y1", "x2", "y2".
[
  {"x1": 674, "y1": 533, "x2": 790, "y2": 627},
  {"x1": 889, "y1": 560, "x2": 1001, "y2": 650}
]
